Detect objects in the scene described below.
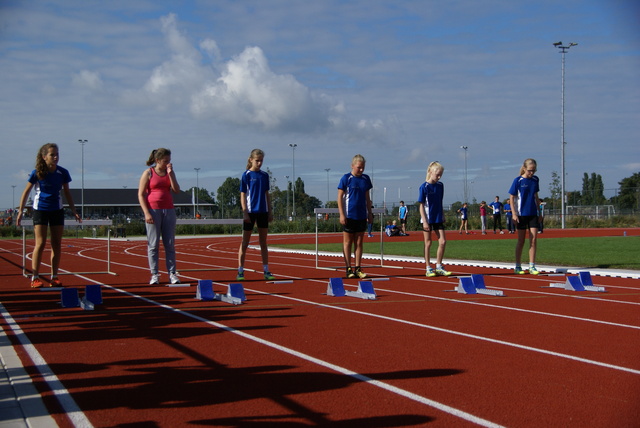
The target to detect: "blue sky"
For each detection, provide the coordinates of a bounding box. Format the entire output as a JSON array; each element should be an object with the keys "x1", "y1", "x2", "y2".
[{"x1": 1, "y1": 0, "x2": 638, "y2": 212}]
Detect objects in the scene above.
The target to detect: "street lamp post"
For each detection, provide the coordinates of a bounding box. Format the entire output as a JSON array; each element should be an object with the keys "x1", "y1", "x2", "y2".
[
  {"x1": 461, "y1": 146, "x2": 469, "y2": 203},
  {"x1": 285, "y1": 176, "x2": 290, "y2": 220},
  {"x1": 554, "y1": 41, "x2": 577, "y2": 229},
  {"x1": 289, "y1": 144, "x2": 297, "y2": 218},
  {"x1": 194, "y1": 167, "x2": 201, "y2": 218},
  {"x1": 324, "y1": 168, "x2": 331, "y2": 207},
  {"x1": 78, "y1": 139, "x2": 87, "y2": 219},
  {"x1": 11, "y1": 185, "x2": 16, "y2": 216}
]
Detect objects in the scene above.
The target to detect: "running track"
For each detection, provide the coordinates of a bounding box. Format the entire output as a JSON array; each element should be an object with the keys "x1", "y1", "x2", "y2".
[{"x1": 0, "y1": 228, "x2": 639, "y2": 427}]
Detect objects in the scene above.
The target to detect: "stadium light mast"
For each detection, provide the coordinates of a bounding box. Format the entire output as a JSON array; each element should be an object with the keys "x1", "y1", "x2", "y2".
[
  {"x1": 554, "y1": 41, "x2": 577, "y2": 229},
  {"x1": 461, "y1": 146, "x2": 469, "y2": 203},
  {"x1": 78, "y1": 139, "x2": 87, "y2": 220},
  {"x1": 194, "y1": 167, "x2": 201, "y2": 218},
  {"x1": 324, "y1": 168, "x2": 331, "y2": 207},
  {"x1": 289, "y1": 144, "x2": 297, "y2": 218}
]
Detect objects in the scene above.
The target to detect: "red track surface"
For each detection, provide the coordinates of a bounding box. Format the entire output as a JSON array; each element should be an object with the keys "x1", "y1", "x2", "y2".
[{"x1": 1, "y1": 228, "x2": 639, "y2": 427}]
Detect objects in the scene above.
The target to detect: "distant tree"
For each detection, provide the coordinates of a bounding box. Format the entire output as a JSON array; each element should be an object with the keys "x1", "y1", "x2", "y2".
[
  {"x1": 581, "y1": 172, "x2": 606, "y2": 205},
  {"x1": 612, "y1": 172, "x2": 640, "y2": 210},
  {"x1": 548, "y1": 171, "x2": 561, "y2": 212},
  {"x1": 216, "y1": 177, "x2": 241, "y2": 218}
]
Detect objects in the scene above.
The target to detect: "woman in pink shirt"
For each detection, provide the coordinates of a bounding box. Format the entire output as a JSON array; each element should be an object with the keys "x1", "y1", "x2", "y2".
[{"x1": 138, "y1": 148, "x2": 181, "y2": 285}]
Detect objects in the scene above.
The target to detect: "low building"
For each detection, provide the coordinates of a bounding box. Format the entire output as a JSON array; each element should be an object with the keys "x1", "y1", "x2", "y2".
[{"x1": 64, "y1": 188, "x2": 215, "y2": 220}]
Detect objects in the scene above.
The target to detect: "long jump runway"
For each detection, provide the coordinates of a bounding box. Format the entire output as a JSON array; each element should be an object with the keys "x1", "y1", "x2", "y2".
[{"x1": 0, "y1": 232, "x2": 639, "y2": 427}]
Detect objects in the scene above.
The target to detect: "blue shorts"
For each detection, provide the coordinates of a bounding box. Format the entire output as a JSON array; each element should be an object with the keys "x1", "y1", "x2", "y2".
[{"x1": 32, "y1": 209, "x2": 65, "y2": 226}]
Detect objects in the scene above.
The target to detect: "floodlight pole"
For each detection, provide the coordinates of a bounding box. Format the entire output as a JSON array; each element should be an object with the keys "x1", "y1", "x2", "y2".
[
  {"x1": 461, "y1": 146, "x2": 468, "y2": 203},
  {"x1": 554, "y1": 41, "x2": 577, "y2": 229},
  {"x1": 194, "y1": 167, "x2": 200, "y2": 218},
  {"x1": 78, "y1": 139, "x2": 87, "y2": 220},
  {"x1": 324, "y1": 168, "x2": 331, "y2": 207},
  {"x1": 289, "y1": 144, "x2": 297, "y2": 218}
]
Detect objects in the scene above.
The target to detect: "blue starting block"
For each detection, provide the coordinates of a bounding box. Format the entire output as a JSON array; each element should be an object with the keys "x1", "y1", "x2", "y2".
[
  {"x1": 61, "y1": 285, "x2": 103, "y2": 310},
  {"x1": 227, "y1": 283, "x2": 247, "y2": 302},
  {"x1": 61, "y1": 288, "x2": 80, "y2": 308},
  {"x1": 327, "y1": 278, "x2": 376, "y2": 300},
  {"x1": 196, "y1": 279, "x2": 243, "y2": 305},
  {"x1": 456, "y1": 275, "x2": 504, "y2": 296},
  {"x1": 550, "y1": 271, "x2": 606, "y2": 292}
]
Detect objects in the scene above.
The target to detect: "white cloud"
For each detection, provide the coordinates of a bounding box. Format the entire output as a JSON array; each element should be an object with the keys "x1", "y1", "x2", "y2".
[{"x1": 72, "y1": 70, "x2": 103, "y2": 90}]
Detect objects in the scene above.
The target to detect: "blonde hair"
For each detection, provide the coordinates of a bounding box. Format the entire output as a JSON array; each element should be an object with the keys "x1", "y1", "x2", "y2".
[
  {"x1": 352, "y1": 154, "x2": 366, "y2": 165},
  {"x1": 247, "y1": 148, "x2": 265, "y2": 170},
  {"x1": 425, "y1": 161, "x2": 444, "y2": 182},
  {"x1": 146, "y1": 148, "x2": 171, "y2": 166},
  {"x1": 35, "y1": 143, "x2": 58, "y2": 180},
  {"x1": 519, "y1": 158, "x2": 537, "y2": 176}
]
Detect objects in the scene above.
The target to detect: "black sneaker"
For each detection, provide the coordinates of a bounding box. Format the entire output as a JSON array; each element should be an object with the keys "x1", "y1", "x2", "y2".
[{"x1": 346, "y1": 268, "x2": 356, "y2": 279}]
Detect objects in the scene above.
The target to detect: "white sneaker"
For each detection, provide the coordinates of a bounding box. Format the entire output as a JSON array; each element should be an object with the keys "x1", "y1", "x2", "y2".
[
  {"x1": 149, "y1": 274, "x2": 160, "y2": 285},
  {"x1": 169, "y1": 273, "x2": 180, "y2": 284}
]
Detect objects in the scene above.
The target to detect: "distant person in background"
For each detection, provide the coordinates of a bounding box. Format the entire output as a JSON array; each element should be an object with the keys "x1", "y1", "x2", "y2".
[
  {"x1": 539, "y1": 199, "x2": 546, "y2": 233},
  {"x1": 457, "y1": 202, "x2": 469, "y2": 234},
  {"x1": 418, "y1": 161, "x2": 451, "y2": 277},
  {"x1": 479, "y1": 201, "x2": 488, "y2": 235},
  {"x1": 489, "y1": 195, "x2": 504, "y2": 234},
  {"x1": 509, "y1": 158, "x2": 541, "y2": 275},
  {"x1": 367, "y1": 205, "x2": 375, "y2": 238},
  {"x1": 398, "y1": 200, "x2": 408, "y2": 235},
  {"x1": 16, "y1": 143, "x2": 81, "y2": 288},
  {"x1": 138, "y1": 148, "x2": 181, "y2": 285},
  {"x1": 504, "y1": 199, "x2": 515, "y2": 234}
]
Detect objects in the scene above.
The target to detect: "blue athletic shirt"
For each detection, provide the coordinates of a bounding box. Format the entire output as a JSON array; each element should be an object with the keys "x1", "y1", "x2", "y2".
[
  {"x1": 338, "y1": 173, "x2": 372, "y2": 220},
  {"x1": 508, "y1": 176, "x2": 540, "y2": 216},
  {"x1": 240, "y1": 169, "x2": 270, "y2": 213},
  {"x1": 489, "y1": 201, "x2": 503, "y2": 214},
  {"x1": 28, "y1": 166, "x2": 72, "y2": 211},
  {"x1": 418, "y1": 181, "x2": 445, "y2": 224},
  {"x1": 399, "y1": 205, "x2": 407, "y2": 220},
  {"x1": 459, "y1": 206, "x2": 468, "y2": 220}
]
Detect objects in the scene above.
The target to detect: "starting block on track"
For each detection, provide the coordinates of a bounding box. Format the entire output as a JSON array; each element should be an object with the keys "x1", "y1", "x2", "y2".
[
  {"x1": 456, "y1": 275, "x2": 504, "y2": 296},
  {"x1": 196, "y1": 280, "x2": 244, "y2": 305},
  {"x1": 549, "y1": 272, "x2": 606, "y2": 292},
  {"x1": 60, "y1": 285, "x2": 103, "y2": 310},
  {"x1": 327, "y1": 278, "x2": 377, "y2": 300}
]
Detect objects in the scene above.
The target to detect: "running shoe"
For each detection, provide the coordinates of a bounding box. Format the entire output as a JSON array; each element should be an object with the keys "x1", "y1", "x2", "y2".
[
  {"x1": 355, "y1": 268, "x2": 367, "y2": 279},
  {"x1": 264, "y1": 272, "x2": 276, "y2": 281},
  {"x1": 149, "y1": 274, "x2": 160, "y2": 285},
  {"x1": 529, "y1": 266, "x2": 540, "y2": 275},
  {"x1": 425, "y1": 267, "x2": 437, "y2": 277},
  {"x1": 236, "y1": 271, "x2": 245, "y2": 281},
  {"x1": 346, "y1": 268, "x2": 356, "y2": 279},
  {"x1": 169, "y1": 273, "x2": 181, "y2": 284},
  {"x1": 514, "y1": 267, "x2": 526, "y2": 275},
  {"x1": 49, "y1": 278, "x2": 63, "y2": 287},
  {"x1": 30, "y1": 277, "x2": 44, "y2": 288},
  {"x1": 435, "y1": 267, "x2": 452, "y2": 276}
]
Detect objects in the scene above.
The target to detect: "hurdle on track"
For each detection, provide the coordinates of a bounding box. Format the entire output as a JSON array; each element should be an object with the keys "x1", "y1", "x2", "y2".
[
  {"x1": 314, "y1": 208, "x2": 403, "y2": 271},
  {"x1": 21, "y1": 219, "x2": 116, "y2": 277},
  {"x1": 174, "y1": 218, "x2": 248, "y2": 272}
]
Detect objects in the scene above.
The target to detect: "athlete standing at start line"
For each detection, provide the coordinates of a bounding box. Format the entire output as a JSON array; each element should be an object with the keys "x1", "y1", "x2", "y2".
[
  {"x1": 509, "y1": 158, "x2": 541, "y2": 275},
  {"x1": 337, "y1": 154, "x2": 373, "y2": 279}
]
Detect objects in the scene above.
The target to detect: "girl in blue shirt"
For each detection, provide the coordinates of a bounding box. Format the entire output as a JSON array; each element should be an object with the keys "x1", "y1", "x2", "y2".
[
  {"x1": 237, "y1": 149, "x2": 275, "y2": 281},
  {"x1": 16, "y1": 143, "x2": 81, "y2": 288},
  {"x1": 508, "y1": 158, "x2": 541, "y2": 275},
  {"x1": 418, "y1": 161, "x2": 451, "y2": 277}
]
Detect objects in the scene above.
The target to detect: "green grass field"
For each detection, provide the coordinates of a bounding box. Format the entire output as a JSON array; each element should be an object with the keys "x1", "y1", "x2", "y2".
[{"x1": 276, "y1": 236, "x2": 640, "y2": 270}]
